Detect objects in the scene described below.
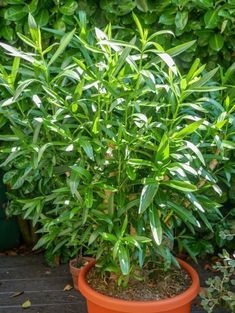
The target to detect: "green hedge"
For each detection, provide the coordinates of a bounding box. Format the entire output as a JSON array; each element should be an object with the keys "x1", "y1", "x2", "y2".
[{"x1": 1, "y1": 0, "x2": 235, "y2": 71}]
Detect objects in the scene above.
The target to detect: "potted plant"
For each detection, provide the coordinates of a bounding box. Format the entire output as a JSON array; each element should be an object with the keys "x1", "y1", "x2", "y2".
[
  {"x1": 74, "y1": 15, "x2": 228, "y2": 313},
  {"x1": 0, "y1": 13, "x2": 233, "y2": 313},
  {"x1": 69, "y1": 253, "x2": 94, "y2": 291}
]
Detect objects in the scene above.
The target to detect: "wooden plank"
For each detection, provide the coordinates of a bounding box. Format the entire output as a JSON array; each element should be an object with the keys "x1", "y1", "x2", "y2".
[
  {"x1": 0, "y1": 255, "x2": 44, "y2": 268},
  {"x1": 0, "y1": 277, "x2": 73, "y2": 292},
  {"x1": 0, "y1": 290, "x2": 82, "y2": 306},
  {"x1": 0, "y1": 264, "x2": 69, "y2": 280},
  {"x1": 0, "y1": 303, "x2": 87, "y2": 313}
]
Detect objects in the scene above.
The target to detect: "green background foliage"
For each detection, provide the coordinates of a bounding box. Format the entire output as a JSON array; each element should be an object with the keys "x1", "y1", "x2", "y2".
[{"x1": 1, "y1": 0, "x2": 235, "y2": 70}]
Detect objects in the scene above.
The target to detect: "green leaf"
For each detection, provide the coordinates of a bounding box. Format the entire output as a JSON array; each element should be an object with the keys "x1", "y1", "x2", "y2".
[
  {"x1": 139, "y1": 183, "x2": 159, "y2": 214},
  {"x1": 156, "y1": 133, "x2": 169, "y2": 161},
  {"x1": 17, "y1": 33, "x2": 36, "y2": 49},
  {"x1": 189, "y1": 67, "x2": 219, "y2": 88},
  {"x1": 4, "y1": 6, "x2": 28, "y2": 21},
  {"x1": 158, "y1": 52, "x2": 177, "y2": 75},
  {"x1": 85, "y1": 188, "x2": 93, "y2": 209},
  {"x1": 172, "y1": 120, "x2": 204, "y2": 139},
  {"x1": 188, "y1": 86, "x2": 225, "y2": 92},
  {"x1": 159, "y1": 13, "x2": 175, "y2": 26},
  {"x1": 102, "y1": 233, "x2": 117, "y2": 242},
  {"x1": 121, "y1": 215, "x2": 128, "y2": 237},
  {"x1": 0, "y1": 42, "x2": 36, "y2": 63},
  {"x1": 113, "y1": 240, "x2": 120, "y2": 259},
  {"x1": 59, "y1": 0, "x2": 78, "y2": 15},
  {"x1": 186, "y1": 193, "x2": 205, "y2": 212},
  {"x1": 204, "y1": 10, "x2": 219, "y2": 29},
  {"x1": 118, "y1": 244, "x2": 130, "y2": 275},
  {"x1": 128, "y1": 159, "x2": 155, "y2": 167},
  {"x1": 136, "y1": 0, "x2": 148, "y2": 12},
  {"x1": 149, "y1": 206, "x2": 162, "y2": 245},
  {"x1": 133, "y1": 236, "x2": 152, "y2": 243},
  {"x1": 222, "y1": 62, "x2": 235, "y2": 84},
  {"x1": 70, "y1": 165, "x2": 91, "y2": 180},
  {"x1": 0, "y1": 150, "x2": 25, "y2": 167},
  {"x1": 5, "y1": 0, "x2": 25, "y2": 3},
  {"x1": 80, "y1": 140, "x2": 94, "y2": 161},
  {"x1": 167, "y1": 41, "x2": 196, "y2": 57},
  {"x1": 222, "y1": 140, "x2": 235, "y2": 149},
  {"x1": 88, "y1": 230, "x2": 99, "y2": 245},
  {"x1": 209, "y1": 34, "x2": 224, "y2": 51},
  {"x1": 0, "y1": 26, "x2": 14, "y2": 41},
  {"x1": 91, "y1": 209, "x2": 113, "y2": 225},
  {"x1": 175, "y1": 11, "x2": 188, "y2": 30},
  {"x1": 48, "y1": 29, "x2": 75, "y2": 66},
  {"x1": 35, "y1": 9, "x2": 49, "y2": 26},
  {"x1": 132, "y1": 12, "x2": 144, "y2": 39},
  {"x1": 197, "y1": 0, "x2": 213, "y2": 8},
  {"x1": 0, "y1": 135, "x2": 19, "y2": 141},
  {"x1": 28, "y1": 0, "x2": 38, "y2": 13},
  {"x1": 126, "y1": 166, "x2": 136, "y2": 180},
  {"x1": 184, "y1": 140, "x2": 205, "y2": 165},
  {"x1": 186, "y1": 58, "x2": 201, "y2": 82},
  {"x1": 197, "y1": 210, "x2": 213, "y2": 231},
  {"x1": 113, "y1": 37, "x2": 136, "y2": 77},
  {"x1": 162, "y1": 180, "x2": 197, "y2": 192},
  {"x1": 167, "y1": 201, "x2": 199, "y2": 226},
  {"x1": 69, "y1": 169, "x2": 80, "y2": 196}
]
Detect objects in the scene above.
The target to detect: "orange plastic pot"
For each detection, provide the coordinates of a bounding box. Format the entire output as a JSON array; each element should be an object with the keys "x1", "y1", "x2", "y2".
[
  {"x1": 69, "y1": 257, "x2": 94, "y2": 291},
  {"x1": 79, "y1": 259, "x2": 200, "y2": 313}
]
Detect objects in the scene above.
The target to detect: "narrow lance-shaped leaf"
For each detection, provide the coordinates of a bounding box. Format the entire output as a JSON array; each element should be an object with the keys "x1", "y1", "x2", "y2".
[
  {"x1": 0, "y1": 42, "x2": 36, "y2": 63},
  {"x1": 80, "y1": 140, "x2": 94, "y2": 161},
  {"x1": 156, "y1": 133, "x2": 169, "y2": 161},
  {"x1": 121, "y1": 215, "x2": 128, "y2": 237},
  {"x1": 149, "y1": 206, "x2": 162, "y2": 245},
  {"x1": 132, "y1": 12, "x2": 144, "y2": 39},
  {"x1": 69, "y1": 169, "x2": 80, "y2": 196},
  {"x1": 166, "y1": 40, "x2": 196, "y2": 57},
  {"x1": 48, "y1": 29, "x2": 75, "y2": 66},
  {"x1": 139, "y1": 183, "x2": 159, "y2": 214},
  {"x1": 184, "y1": 140, "x2": 205, "y2": 165},
  {"x1": 158, "y1": 52, "x2": 177, "y2": 75},
  {"x1": 162, "y1": 180, "x2": 197, "y2": 192},
  {"x1": 118, "y1": 244, "x2": 130, "y2": 275},
  {"x1": 172, "y1": 120, "x2": 204, "y2": 139},
  {"x1": 189, "y1": 67, "x2": 218, "y2": 88},
  {"x1": 167, "y1": 201, "x2": 199, "y2": 227},
  {"x1": 113, "y1": 36, "x2": 136, "y2": 77}
]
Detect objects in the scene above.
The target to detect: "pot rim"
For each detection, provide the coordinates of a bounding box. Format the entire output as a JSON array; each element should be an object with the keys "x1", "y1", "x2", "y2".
[
  {"x1": 69, "y1": 257, "x2": 94, "y2": 270},
  {"x1": 79, "y1": 258, "x2": 200, "y2": 313}
]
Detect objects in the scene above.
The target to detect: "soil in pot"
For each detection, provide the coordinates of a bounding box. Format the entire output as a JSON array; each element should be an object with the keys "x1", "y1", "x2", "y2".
[{"x1": 86, "y1": 264, "x2": 192, "y2": 301}]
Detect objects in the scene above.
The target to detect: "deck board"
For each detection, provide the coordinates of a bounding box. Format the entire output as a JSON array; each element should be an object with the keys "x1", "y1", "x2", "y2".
[{"x1": 0, "y1": 255, "x2": 230, "y2": 313}]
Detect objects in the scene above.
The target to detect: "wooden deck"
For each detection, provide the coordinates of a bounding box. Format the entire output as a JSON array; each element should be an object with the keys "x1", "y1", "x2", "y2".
[{"x1": 0, "y1": 255, "x2": 229, "y2": 313}]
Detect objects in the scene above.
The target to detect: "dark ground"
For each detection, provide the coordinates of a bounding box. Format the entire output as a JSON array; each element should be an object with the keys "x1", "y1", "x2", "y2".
[{"x1": 0, "y1": 255, "x2": 230, "y2": 313}]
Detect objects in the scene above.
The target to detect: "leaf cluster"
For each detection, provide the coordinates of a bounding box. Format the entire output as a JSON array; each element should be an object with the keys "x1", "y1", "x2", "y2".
[{"x1": 200, "y1": 250, "x2": 235, "y2": 313}]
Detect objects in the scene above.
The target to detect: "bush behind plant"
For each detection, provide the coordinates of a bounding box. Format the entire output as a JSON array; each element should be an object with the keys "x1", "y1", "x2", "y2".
[{"x1": 1, "y1": 0, "x2": 235, "y2": 71}]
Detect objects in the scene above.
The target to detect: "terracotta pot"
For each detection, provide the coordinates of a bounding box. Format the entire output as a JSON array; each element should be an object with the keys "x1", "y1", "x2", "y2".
[
  {"x1": 69, "y1": 257, "x2": 94, "y2": 291},
  {"x1": 79, "y1": 259, "x2": 200, "y2": 313}
]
